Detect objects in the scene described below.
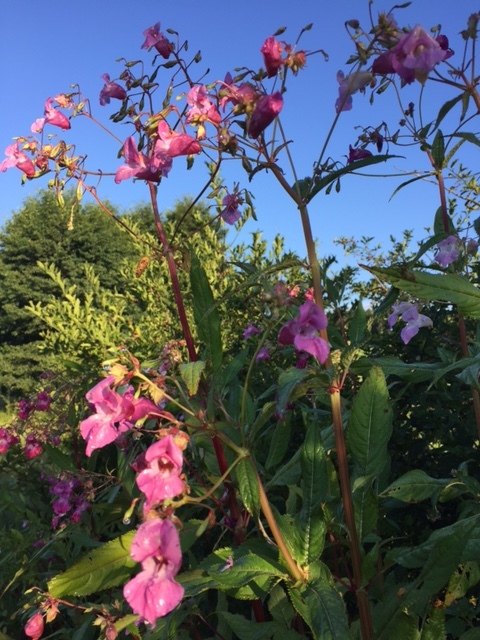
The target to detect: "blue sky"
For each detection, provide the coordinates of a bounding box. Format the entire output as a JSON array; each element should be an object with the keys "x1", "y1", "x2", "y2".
[{"x1": 1, "y1": 0, "x2": 477, "y2": 262}]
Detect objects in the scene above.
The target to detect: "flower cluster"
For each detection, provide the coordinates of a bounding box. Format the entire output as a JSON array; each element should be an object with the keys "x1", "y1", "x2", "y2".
[
  {"x1": 261, "y1": 36, "x2": 307, "y2": 77},
  {"x1": 278, "y1": 300, "x2": 330, "y2": 366},
  {"x1": 45, "y1": 473, "x2": 91, "y2": 529}
]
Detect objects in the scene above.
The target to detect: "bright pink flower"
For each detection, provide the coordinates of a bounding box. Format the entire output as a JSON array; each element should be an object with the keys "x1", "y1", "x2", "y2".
[
  {"x1": 24, "y1": 435, "x2": 43, "y2": 459},
  {"x1": 124, "y1": 518, "x2": 184, "y2": 625},
  {"x1": 261, "y1": 36, "x2": 284, "y2": 77},
  {"x1": 100, "y1": 73, "x2": 127, "y2": 106},
  {"x1": 248, "y1": 92, "x2": 283, "y2": 138},
  {"x1": 115, "y1": 136, "x2": 172, "y2": 184},
  {"x1": 141, "y1": 23, "x2": 173, "y2": 58},
  {"x1": 80, "y1": 377, "x2": 160, "y2": 456},
  {"x1": 220, "y1": 193, "x2": 242, "y2": 224},
  {"x1": 0, "y1": 428, "x2": 18, "y2": 454},
  {"x1": 435, "y1": 235, "x2": 461, "y2": 267},
  {"x1": 388, "y1": 302, "x2": 433, "y2": 344},
  {"x1": 372, "y1": 26, "x2": 450, "y2": 84},
  {"x1": 278, "y1": 300, "x2": 330, "y2": 365},
  {"x1": 155, "y1": 121, "x2": 202, "y2": 158},
  {"x1": 24, "y1": 612, "x2": 44, "y2": 640},
  {"x1": 0, "y1": 143, "x2": 36, "y2": 177},
  {"x1": 43, "y1": 98, "x2": 71, "y2": 130},
  {"x1": 219, "y1": 75, "x2": 258, "y2": 113},
  {"x1": 136, "y1": 436, "x2": 185, "y2": 511},
  {"x1": 186, "y1": 85, "x2": 221, "y2": 138}
]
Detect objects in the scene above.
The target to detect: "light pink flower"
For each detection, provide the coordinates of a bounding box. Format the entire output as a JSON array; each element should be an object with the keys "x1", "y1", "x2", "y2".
[
  {"x1": 141, "y1": 23, "x2": 173, "y2": 58},
  {"x1": 100, "y1": 73, "x2": 127, "y2": 106},
  {"x1": 136, "y1": 435, "x2": 185, "y2": 511},
  {"x1": 25, "y1": 612, "x2": 44, "y2": 640},
  {"x1": 80, "y1": 377, "x2": 160, "y2": 456},
  {"x1": 435, "y1": 235, "x2": 461, "y2": 267},
  {"x1": 261, "y1": 36, "x2": 284, "y2": 77},
  {"x1": 220, "y1": 193, "x2": 242, "y2": 225},
  {"x1": 388, "y1": 302, "x2": 433, "y2": 344},
  {"x1": 248, "y1": 92, "x2": 283, "y2": 138},
  {"x1": 114, "y1": 136, "x2": 172, "y2": 184},
  {"x1": 155, "y1": 121, "x2": 202, "y2": 158},
  {"x1": 278, "y1": 300, "x2": 330, "y2": 365},
  {"x1": 124, "y1": 518, "x2": 184, "y2": 625},
  {"x1": 373, "y1": 26, "x2": 450, "y2": 84},
  {"x1": 0, "y1": 143, "x2": 36, "y2": 177}
]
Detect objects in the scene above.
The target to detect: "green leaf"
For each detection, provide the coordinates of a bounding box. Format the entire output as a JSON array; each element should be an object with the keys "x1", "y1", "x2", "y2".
[
  {"x1": 236, "y1": 458, "x2": 260, "y2": 515},
  {"x1": 420, "y1": 608, "x2": 445, "y2": 640},
  {"x1": 434, "y1": 93, "x2": 464, "y2": 130},
  {"x1": 219, "y1": 612, "x2": 299, "y2": 640},
  {"x1": 380, "y1": 469, "x2": 448, "y2": 503},
  {"x1": 348, "y1": 301, "x2": 367, "y2": 344},
  {"x1": 190, "y1": 253, "x2": 223, "y2": 369},
  {"x1": 276, "y1": 367, "x2": 309, "y2": 415},
  {"x1": 433, "y1": 206, "x2": 455, "y2": 235},
  {"x1": 367, "y1": 267, "x2": 480, "y2": 318},
  {"x1": 301, "y1": 418, "x2": 328, "y2": 508},
  {"x1": 431, "y1": 129, "x2": 445, "y2": 168},
  {"x1": 347, "y1": 366, "x2": 392, "y2": 478},
  {"x1": 289, "y1": 579, "x2": 350, "y2": 640},
  {"x1": 178, "y1": 360, "x2": 206, "y2": 395},
  {"x1": 265, "y1": 414, "x2": 293, "y2": 469},
  {"x1": 202, "y1": 547, "x2": 287, "y2": 589},
  {"x1": 452, "y1": 132, "x2": 480, "y2": 148},
  {"x1": 352, "y1": 475, "x2": 379, "y2": 543},
  {"x1": 445, "y1": 562, "x2": 480, "y2": 606},
  {"x1": 47, "y1": 532, "x2": 135, "y2": 597}
]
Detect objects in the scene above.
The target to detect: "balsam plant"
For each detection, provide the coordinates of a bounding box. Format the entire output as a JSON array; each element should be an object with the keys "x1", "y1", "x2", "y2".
[{"x1": 2, "y1": 3, "x2": 480, "y2": 639}]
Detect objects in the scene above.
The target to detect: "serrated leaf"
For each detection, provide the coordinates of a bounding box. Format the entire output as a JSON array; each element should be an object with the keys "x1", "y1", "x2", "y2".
[
  {"x1": 367, "y1": 267, "x2": 480, "y2": 318},
  {"x1": 290, "y1": 579, "x2": 350, "y2": 640},
  {"x1": 190, "y1": 253, "x2": 222, "y2": 369},
  {"x1": 347, "y1": 367, "x2": 392, "y2": 478},
  {"x1": 431, "y1": 129, "x2": 445, "y2": 168},
  {"x1": 178, "y1": 361, "x2": 205, "y2": 395},
  {"x1": 47, "y1": 532, "x2": 135, "y2": 597},
  {"x1": 236, "y1": 458, "x2": 260, "y2": 515},
  {"x1": 202, "y1": 547, "x2": 287, "y2": 589},
  {"x1": 348, "y1": 301, "x2": 367, "y2": 344},
  {"x1": 265, "y1": 414, "x2": 292, "y2": 469},
  {"x1": 380, "y1": 469, "x2": 448, "y2": 503},
  {"x1": 353, "y1": 475, "x2": 378, "y2": 542}
]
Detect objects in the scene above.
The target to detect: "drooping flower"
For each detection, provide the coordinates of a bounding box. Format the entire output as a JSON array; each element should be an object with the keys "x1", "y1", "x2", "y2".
[
  {"x1": 372, "y1": 26, "x2": 450, "y2": 84},
  {"x1": 18, "y1": 398, "x2": 34, "y2": 420},
  {"x1": 141, "y1": 23, "x2": 173, "y2": 58},
  {"x1": 32, "y1": 98, "x2": 71, "y2": 133},
  {"x1": 114, "y1": 137, "x2": 172, "y2": 184},
  {"x1": 79, "y1": 377, "x2": 160, "y2": 456},
  {"x1": 347, "y1": 145, "x2": 373, "y2": 163},
  {"x1": 335, "y1": 70, "x2": 372, "y2": 113},
  {"x1": 0, "y1": 428, "x2": 18, "y2": 455},
  {"x1": 24, "y1": 612, "x2": 44, "y2": 640},
  {"x1": 220, "y1": 193, "x2": 242, "y2": 224},
  {"x1": 155, "y1": 121, "x2": 202, "y2": 158},
  {"x1": 261, "y1": 36, "x2": 284, "y2": 77},
  {"x1": 24, "y1": 435, "x2": 43, "y2": 460},
  {"x1": 247, "y1": 92, "x2": 283, "y2": 138},
  {"x1": 435, "y1": 235, "x2": 461, "y2": 267},
  {"x1": 388, "y1": 301, "x2": 433, "y2": 344},
  {"x1": 278, "y1": 300, "x2": 330, "y2": 365},
  {"x1": 243, "y1": 324, "x2": 261, "y2": 339},
  {"x1": 0, "y1": 143, "x2": 36, "y2": 177},
  {"x1": 136, "y1": 435, "x2": 185, "y2": 511},
  {"x1": 99, "y1": 73, "x2": 127, "y2": 106},
  {"x1": 123, "y1": 518, "x2": 184, "y2": 624}
]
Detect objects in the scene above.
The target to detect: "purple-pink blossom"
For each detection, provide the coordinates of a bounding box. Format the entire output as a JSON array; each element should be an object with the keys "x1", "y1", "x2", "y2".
[
  {"x1": 0, "y1": 428, "x2": 18, "y2": 455},
  {"x1": 278, "y1": 300, "x2": 330, "y2": 365},
  {"x1": 388, "y1": 301, "x2": 433, "y2": 344},
  {"x1": 248, "y1": 93, "x2": 283, "y2": 138},
  {"x1": 220, "y1": 193, "x2": 242, "y2": 225},
  {"x1": 141, "y1": 23, "x2": 173, "y2": 58},
  {"x1": 115, "y1": 136, "x2": 172, "y2": 184},
  {"x1": 372, "y1": 26, "x2": 451, "y2": 84},
  {"x1": 256, "y1": 346, "x2": 271, "y2": 362},
  {"x1": 435, "y1": 235, "x2": 461, "y2": 267},
  {"x1": 347, "y1": 145, "x2": 373, "y2": 163},
  {"x1": 335, "y1": 70, "x2": 372, "y2": 113},
  {"x1": 136, "y1": 435, "x2": 185, "y2": 512},
  {"x1": 24, "y1": 435, "x2": 43, "y2": 460},
  {"x1": 243, "y1": 324, "x2": 261, "y2": 339},
  {"x1": 123, "y1": 518, "x2": 184, "y2": 624},
  {"x1": 99, "y1": 73, "x2": 127, "y2": 106},
  {"x1": 261, "y1": 37, "x2": 284, "y2": 77},
  {"x1": 0, "y1": 143, "x2": 36, "y2": 178},
  {"x1": 155, "y1": 121, "x2": 202, "y2": 158}
]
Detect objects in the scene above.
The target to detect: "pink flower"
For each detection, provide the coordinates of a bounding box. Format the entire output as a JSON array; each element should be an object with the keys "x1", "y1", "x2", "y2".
[
  {"x1": 219, "y1": 74, "x2": 258, "y2": 113},
  {"x1": 24, "y1": 435, "x2": 43, "y2": 459},
  {"x1": 124, "y1": 518, "x2": 184, "y2": 625},
  {"x1": 0, "y1": 428, "x2": 18, "y2": 455},
  {"x1": 42, "y1": 98, "x2": 71, "y2": 131},
  {"x1": 100, "y1": 73, "x2": 127, "y2": 106},
  {"x1": 278, "y1": 300, "x2": 330, "y2": 365},
  {"x1": 115, "y1": 136, "x2": 172, "y2": 184},
  {"x1": 18, "y1": 399, "x2": 34, "y2": 420},
  {"x1": 24, "y1": 612, "x2": 44, "y2": 640},
  {"x1": 0, "y1": 143, "x2": 36, "y2": 177},
  {"x1": 372, "y1": 26, "x2": 450, "y2": 84},
  {"x1": 388, "y1": 302, "x2": 433, "y2": 344},
  {"x1": 80, "y1": 377, "x2": 160, "y2": 456},
  {"x1": 186, "y1": 85, "x2": 221, "y2": 138},
  {"x1": 256, "y1": 346, "x2": 270, "y2": 362},
  {"x1": 141, "y1": 23, "x2": 173, "y2": 58},
  {"x1": 347, "y1": 145, "x2": 373, "y2": 163},
  {"x1": 35, "y1": 391, "x2": 52, "y2": 411},
  {"x1": 435, "y1": 235, "x2": 461, "y2": 267},
  {"x1": 220, "y1": 193, "x2": 242, "y2": 224},
  {"x1": 261, "y1": 36, "x2": 284, "y2": 77},
  {"x1": 243, "y1": 324, "x2": 261, "y2": 339},
  {"x1": 155, "y1": 121, "x2": 202, "y2": 158},
  {"x1": 335, "y1": 70, "x2": 372, "y2": 113},
  {"x1": 248, "y1": 92, "x2": 283, "y2": 138},
  {"x1": 136, "y1": 436, "x2": 185, "y2": 511}
]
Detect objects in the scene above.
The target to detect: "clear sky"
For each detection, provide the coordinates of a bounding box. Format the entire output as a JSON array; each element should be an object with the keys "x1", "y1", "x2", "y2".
[{"x1": 1, "y1": 0, "x2": 477, "y2": 262}]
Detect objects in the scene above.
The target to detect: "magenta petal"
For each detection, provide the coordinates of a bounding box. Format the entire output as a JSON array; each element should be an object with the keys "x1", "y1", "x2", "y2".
[
  {"x1": 79, "y1": 415, "x2": 118, "y2": 456},
  {"x1": 123, "y1": 571, "x2": 184, "y2": 625},
  {"x1": 131, "y1": 519, "x2": 183, "y2": 571},
  {"x1": 294, "y1": 334, "x2": 330, "y2": 364}
]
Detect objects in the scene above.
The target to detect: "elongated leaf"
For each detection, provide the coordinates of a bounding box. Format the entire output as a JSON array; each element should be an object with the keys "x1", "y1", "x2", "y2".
[
  {"x1": 276, "y1": 367, "x2": 309, "y2": 415},
  {"x1": 348, "y1": 301, "x2": 367, "y2": 344},
  {"x1": 347, "y1": 367, "x2": 392, "y2": 478},
  {"x1": 420, "y1": 608, "x2": 445, "y2": 640},
  {"x1": 301, "y1": 419, "x2": 328, "y2": 508},
  {"x1": 178, "y1": 361, "x2": 206, "y2": 395},
  {"x1": 290, "y1": 579, "x2": 350, "y2": 640},
  {"x1": 433, "y1": 206, "x2": 455, "y2": 235},
  {"x1": 367, "y1": 267, "x2": 480, "y2": 318},
  {"x1": 431, "y1": 129, "x2": 445, "y2": 168},
  {"x1": 452, "y1": 132, "x2": 480, "y2": 148},
  {"x1": 202, "y1": 547, "x2": 287, "y2": 588},
  {"x1": 390, "y1": 174, "x2": 429, "y2": 201},
  {"x1": 190, "y1": 253, "x2": 223, "y2": 369},
  {"x1": 265, "y1": 414, "x2": 292, "y2": 469},
  {"x1": 47, "y1": 532, "x2": 135, "y2": 597},
  {"x1": 434, "y1": 93, "x2": 464, "y2": 130},
  {"x1": 236, "y1": 458, "x2": 260, "y2": 515},
  {"x1": 380, "y1": 469, "x2": 448, "y2": 503},
  {"x1": 353, "y1": 475, "x2": 378, "y2": 542},
  {"x1": 219, "y1": 612, "x2": 302, "y2": 640}
]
